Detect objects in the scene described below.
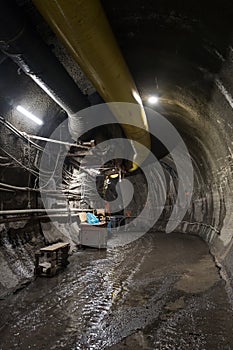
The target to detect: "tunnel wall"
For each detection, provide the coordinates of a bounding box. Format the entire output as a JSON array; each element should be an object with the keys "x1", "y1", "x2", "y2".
[
  {"x1": 0, "y1": 220, "x2": 44, "y2": 298},
  {"x1": 0, "y1": 60, "x2": 65, "y2": 298},
  {"x1": 96, "y1": 2, "x2": 233, "y2": 293},
  {"x1": 143, "y1": 48, "x2": 233, "y2": 289}
]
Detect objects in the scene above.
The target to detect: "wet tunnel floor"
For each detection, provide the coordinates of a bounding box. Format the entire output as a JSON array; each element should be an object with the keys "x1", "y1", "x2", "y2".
[{"x1": 0, "y1": 232, "x2": 233, "y2": 350}]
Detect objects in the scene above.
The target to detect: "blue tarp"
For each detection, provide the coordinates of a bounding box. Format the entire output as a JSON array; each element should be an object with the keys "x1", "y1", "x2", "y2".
[{"x1": 86, "y1": 212, "x2": 99, "y2": 224}]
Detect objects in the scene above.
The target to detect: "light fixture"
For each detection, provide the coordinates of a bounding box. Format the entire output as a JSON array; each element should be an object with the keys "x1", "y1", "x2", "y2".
[
  {"x1": 16, "y1": 105, "x2": 43, "y2": 125},
  {"x1": 110, "y1": 173, "x2": 119, "y2": 179},
  {"x1": 147, "y1": 95, "x2": 159, "y2": 105}
]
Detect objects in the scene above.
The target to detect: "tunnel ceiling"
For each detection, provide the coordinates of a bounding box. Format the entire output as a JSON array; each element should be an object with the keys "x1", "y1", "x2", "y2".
[
  {"x1": 0, "y1": 0, "x2": 233, "y2": 175},
  {"x1": 100, "y1": 0, "x2": 233, "y2": 134},
  {"x1": 100, "y1": 0, "x2": 233, "y2": 187}
]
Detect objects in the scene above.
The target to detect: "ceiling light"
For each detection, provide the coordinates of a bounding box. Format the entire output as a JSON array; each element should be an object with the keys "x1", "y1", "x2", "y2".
[
  {"x1": 16, "y1": 105, "x2": 43, "y2": 125},
  {"x1": 110, "y1": 173, "x2": 119, "y2": 179},
  {"x1": 147, "y1": 95, "x2": 159, "y2": 104}
]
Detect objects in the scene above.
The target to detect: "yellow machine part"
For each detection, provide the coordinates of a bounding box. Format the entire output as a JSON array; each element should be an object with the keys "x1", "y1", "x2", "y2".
[{"x1": 33, "y1": 0, "x2": 151, "y2": 170}]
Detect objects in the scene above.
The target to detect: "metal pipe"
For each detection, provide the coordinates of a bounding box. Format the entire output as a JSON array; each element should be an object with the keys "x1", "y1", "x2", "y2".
[
  {"x1": 32, "y1": 0, "x2": 151, "y2": 171},
  {"x1": 0, "y1": 188, "x2": 14, "y2": 192},
  {"x1": 0, "y1": 213, "x2": 81, "y2": 224},
  {"x1": 25, "y1": 134, "x2": 93, "y2": 149},
  {"x1": 0, "y1": 208, "x2": 92, "y2": 215},
  {"x1": 0, "y1": 0, "x2": 89, "y2": 115}
]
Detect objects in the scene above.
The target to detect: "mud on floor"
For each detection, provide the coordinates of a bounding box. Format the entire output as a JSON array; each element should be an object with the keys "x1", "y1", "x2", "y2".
[{"x1": 0, "y1": 232, "x2": 232, "y2": 350}]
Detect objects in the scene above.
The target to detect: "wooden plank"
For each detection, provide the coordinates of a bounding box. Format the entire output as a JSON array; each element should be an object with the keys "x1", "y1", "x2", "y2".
[{"x1": 40, "y1": 242, "x2": 70, "y2": 252}]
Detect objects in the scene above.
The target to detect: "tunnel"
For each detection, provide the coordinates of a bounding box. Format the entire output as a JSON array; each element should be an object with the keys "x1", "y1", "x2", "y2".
[{"x1": 0, "y1": 0, "x2": 233, "y2": 349}]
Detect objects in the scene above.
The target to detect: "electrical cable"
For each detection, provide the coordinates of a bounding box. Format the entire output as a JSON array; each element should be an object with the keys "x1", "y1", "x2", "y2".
[
  {"x1": 0, "y1": 146, "x2": 39, "y2": 177},
  {"x1": 0, "y1": 116, "x2": 44, "y2": 152}
]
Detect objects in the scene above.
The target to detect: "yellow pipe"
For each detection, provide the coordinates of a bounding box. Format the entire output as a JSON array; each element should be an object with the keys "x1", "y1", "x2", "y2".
[{"x1": 33, "y1": 0, "x2": 151, "y2": 170}]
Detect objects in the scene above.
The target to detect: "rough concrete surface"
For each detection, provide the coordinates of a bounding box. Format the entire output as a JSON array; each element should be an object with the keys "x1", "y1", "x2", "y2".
[{"x1": 0, "y1": 232, "x2": 232, "y2": 349}]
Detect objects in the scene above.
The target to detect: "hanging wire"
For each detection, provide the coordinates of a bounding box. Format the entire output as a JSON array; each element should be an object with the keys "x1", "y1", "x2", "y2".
[
  {"x1": 27, "y1": 139, "x2": 31, "y2": 209},
  {"x1": 0, "y1": 116, "x2": 44, "y2": 152},
  {"x1": 0, "y1": 145, "x2": 39, "y2": 177}
]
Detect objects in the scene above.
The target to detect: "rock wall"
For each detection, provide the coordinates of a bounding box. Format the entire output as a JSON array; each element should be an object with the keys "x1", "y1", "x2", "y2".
[{"x1": 0, "y1": 220, "x2": 44, "y2": 298}]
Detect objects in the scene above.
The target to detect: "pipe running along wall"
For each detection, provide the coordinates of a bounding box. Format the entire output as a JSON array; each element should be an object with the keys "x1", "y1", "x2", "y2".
[
  {"x1": 0, "y1": 0, "x2": 89, "y2": 115},
  {"x1": 32, "y1": 0, "x2": 151, "y2": 171}
]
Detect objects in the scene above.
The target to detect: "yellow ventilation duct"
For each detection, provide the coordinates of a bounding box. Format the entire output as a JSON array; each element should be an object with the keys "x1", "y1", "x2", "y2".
[{"x1": 33, "y1": 0, "x2": 151, "y2": 171}]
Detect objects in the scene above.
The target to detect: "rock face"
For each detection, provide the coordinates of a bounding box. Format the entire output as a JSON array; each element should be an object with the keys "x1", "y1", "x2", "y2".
[{"x1": 0, "y1": 221, "x2": 44, "y2": 298}]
